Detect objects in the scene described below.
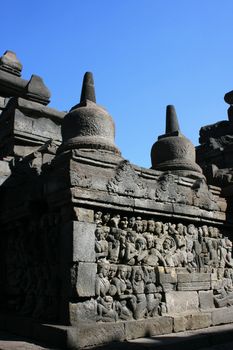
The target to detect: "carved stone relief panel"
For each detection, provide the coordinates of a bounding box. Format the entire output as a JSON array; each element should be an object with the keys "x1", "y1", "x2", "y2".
[{"x1": 91, "y1": 211, "x2": 233, "y2": 322}]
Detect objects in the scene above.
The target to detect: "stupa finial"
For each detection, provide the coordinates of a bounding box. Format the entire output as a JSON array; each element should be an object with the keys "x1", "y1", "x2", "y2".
[
  {"x1": 166, "y1": 105, "x2": 180, "y2": 134},
  {"x1": 80, "y1": 72, "x2": 96, "y2": 103}
]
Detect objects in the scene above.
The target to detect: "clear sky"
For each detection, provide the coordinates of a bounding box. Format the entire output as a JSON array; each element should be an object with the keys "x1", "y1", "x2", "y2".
[{"x1": 1, "y1": 0, "x2": 232, "y2": 168}]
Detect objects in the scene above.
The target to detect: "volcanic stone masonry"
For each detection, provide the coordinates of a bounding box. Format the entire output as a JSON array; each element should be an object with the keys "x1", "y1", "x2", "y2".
[{"x1": 0, "y1": 50, "x2": 233, "y2": 348}]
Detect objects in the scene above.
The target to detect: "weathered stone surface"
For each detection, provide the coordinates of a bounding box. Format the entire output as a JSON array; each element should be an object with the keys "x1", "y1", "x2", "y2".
[
  {"x1": 177, "y1": 273, "x2": 211, "y2": 291},
  {"x1": 67, "y1": 322, "x2": 125, "y2": 349},
  {"x1": 69, "y1": 299, "x2": 96, "y2": 323},
  {"x1": 25, "y1": 74, "x2": 50, "y2": 105},
  {"x1": 173, "y1": 313, "x2": 211, "y2": 332},
  {"x1": 0, "y1": 50, "x2": 22, "y2": 76},
  {"x1": 166, "y1": 291, "x2": 199, "y2": 313},
  {"x1": 212, "y1": 307, "x2": 233, "y2": 326},
  {"x1": 61, "y1": 221, "x2": 96, "y2": 263},
  {"x1": 73, "y1": 207, "x2": 94, "y2": 222},
  {"x1": 173, "y1": 315, "x2": 186, "y2": 332},
  {"x1": 125, "y1": 317, "x2": 173, "y2": 340},
  {"x1": 76, "y1": 262, "x2": 97, "y2": 297},
  {"x1": 73, "y1": 221, "x2": 96, "y2": 262},
  {"x1": 199, "y1": 290, "x2": 215, "y2": 310}
]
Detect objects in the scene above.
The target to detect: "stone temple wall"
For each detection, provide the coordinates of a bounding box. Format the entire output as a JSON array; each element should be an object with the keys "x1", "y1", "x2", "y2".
[{"x1": 0, "y1": 50, "x2": 233, "y2": 348}]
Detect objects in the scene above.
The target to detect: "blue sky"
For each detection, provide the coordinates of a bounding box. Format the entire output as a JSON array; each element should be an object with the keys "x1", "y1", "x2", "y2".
[{"x1": 1, "y1": 0, "x2": 232, "y2": 167}]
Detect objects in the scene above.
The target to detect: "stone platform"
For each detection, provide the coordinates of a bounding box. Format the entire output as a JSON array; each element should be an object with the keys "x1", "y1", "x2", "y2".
[
  {"x1": 2, "y1": 323, "x2": 233, "y2": 350},
  {"x1": 1, "y1": 308, "x2": 233, "y2": 349}
]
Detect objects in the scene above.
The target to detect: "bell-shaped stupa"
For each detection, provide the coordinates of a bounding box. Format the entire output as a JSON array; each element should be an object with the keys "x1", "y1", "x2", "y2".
[
  {"x1": 151, "y1": 105, "x2": 204, "y2": 178},
  {"x1": 61, "y1": 72, "x2": 120, "y2": 155}
]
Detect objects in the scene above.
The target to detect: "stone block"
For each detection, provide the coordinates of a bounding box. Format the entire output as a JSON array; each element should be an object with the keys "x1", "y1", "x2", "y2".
[
  {"x1": 212, "y1": 306, "x2": 233, "y2": 325},
  {"x1": 177, "y1": 273, "x2": 211, "y2": 283},
  {"x1": 166, "y1": 291, "x2": 199, "y2": 313},
  {"x1": 67, "y1": 322, "x2": 125, "y2": 349},
  {"x1": 173, "y1": 316, "x2": 186, "y2": 332},
  {"x1": 125, "y1": 316, "x2": 173, "y2": 340},
  {"x1": 199, "y1": 290, "x2": 214, "y2": 310},
  {"x1": 76, "y1": 262, "x2": 97, "y2": 297},
  {"x1": 69, "y1": 299, "x2": 97, "y2": 323},
  {"x1": 185, "y1": 313, "x2": 211, "y2": 330},
  {"x1": 73, "y1": 207, "x2": 94, "y2": 223},
  {"x1": 173, "y1": 313, "x2": 211, "y2": 332},
  {"x1": 61, "y1": 221, "x2": 96, "y2": 263},
  {"x1": 177, "y1": 272, "x2": 211, "y2": 291},
  {"x1": 73, "y1": 221, "x2": 96, "y2": 262}
]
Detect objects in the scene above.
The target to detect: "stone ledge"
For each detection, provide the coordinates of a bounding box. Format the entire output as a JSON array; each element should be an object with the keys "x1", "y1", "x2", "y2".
[{"x1": 2, "y1": 312, "x2": 233, "y2": 349}]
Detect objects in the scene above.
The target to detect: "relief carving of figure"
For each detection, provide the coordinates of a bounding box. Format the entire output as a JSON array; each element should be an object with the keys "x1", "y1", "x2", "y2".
[
  {"x1": 162, "y1": 237, "x2": 176, "y2": 267},
  {"x1": 96, "y1": 263, "x2": 110, "y2": 297},
  {"x1": 131, "y1": 267, "x2": 147, "y2": 319},
  {"x1": 95, "y1": 224, "x2": 109, "y2": 260},
  {"x1": 97, "y1": 295, "x2": 118, "y2": 322},
  {"x1": 124, "y1": 230, "x2": 138, "y2": 265},
  {"x1": 144, "y1": 267, "x2": 162, "y2": 316},
  {"x1": 214, "y1": 270, "x2": 233, "y2": 308},
  {"x1": 135, "y1": 236, "x2": 148, "y2": 265}
]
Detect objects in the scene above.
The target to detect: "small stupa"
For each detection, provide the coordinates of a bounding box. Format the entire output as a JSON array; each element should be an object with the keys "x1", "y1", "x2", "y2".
[
  {"x1": 151, "y1": 105, "x2": 204, "y2": 178},
  {"x1": 61, "y1": 72, "x2": 120, "y2": 155}
]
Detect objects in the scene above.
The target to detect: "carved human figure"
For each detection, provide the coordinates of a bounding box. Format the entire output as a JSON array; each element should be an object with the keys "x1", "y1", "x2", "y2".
[
  {"x1": 174, "y1": 223, "x2": 187, "y2": 267},
  {"x1": 128, "y1": 217, "x2": 136, "y2": 232},
  {"x1": 142, "y1": 220, "x2": 148, "y2": 233},
  {"x1": 191, "y1": 225, "x2": 203, "y2": 270},
  {"x1": 94, "y1": 211, "x2": 102, "y2": 224},
  {"x1": 110, "y1": 214, "x2": 121, "y2": 228},
  {"x1": 135, "y1": 217, "x2": 143, "y2": 234},
  {"x1": 109, "y1": 265, "x2": 134, "y2": 302},
  {"x1": 108, "y1": 265, "x2": 117, "y2": 282},
  {"x1": 220, "y1": 239, "x2": 233, "y2": 268},
  {"x1": 147, "y1": 219, "x2": 155, "y2": 234},
  {"x1": 131, "y1": 267, "x2": 147, "y2": 319},
  {"x1": 207, "y1": 239, "x2": 219, "y2": 268},
  {"x1": 102, "y1": 213, "x2": 111, "y2": 236},
  {"x1": 125, "y1": 230, "x2": 138, "y2": 265},
  {"x1": 154, "y1": 222, "x2": 166, "y2": 252},
  {"x1": 115, "y1": 300, "x2": 133, "y2": 320},
  {"x1": 118, "y1": 217, "x2": 128, "y2": 260},
  {"x1": 152, "y1": 238, "x2": 166, "y2": 267},
  {"x1": 154, "y1": 221, "x2": 163, "y2": 236},
  {"x1": 144, "y1": 267, "x2": 161, "y2": 316},
  {"x1": 96, "y1": 263, "x2": 110, "y2": 297},
  {"x1": 218, "y1": 238, "x2": 228, "y2": 268},
  {"x1": 162, "y1": 237, "x2": 176, "y2": 267},
  {"x1": 167, "y1": 222, "x2": 177, "y2": 235},
  {"x1": 95, "y1": 224, "x2": 109, "y2": 260},
  {"x1": 97, "y1": 295, "x2": 118, "y2": 322},
  {"x1": 135, "y1": 236, "x2": 148, "y2": 265},
  {"x1": 108, "y1": 227, "x2": 121, "y2": 263},
  {"x1": 144, "y1": 233, "x2": 162, "y2": 267},
  {"x1": 214, "y1": 269, "x2": 233, "y2": 307}
]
